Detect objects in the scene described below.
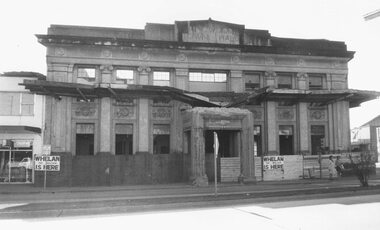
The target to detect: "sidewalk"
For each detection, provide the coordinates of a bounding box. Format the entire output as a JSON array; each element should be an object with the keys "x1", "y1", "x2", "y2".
[{"x1": 1, "y1": 176, "x2": 380, "y2": 203}]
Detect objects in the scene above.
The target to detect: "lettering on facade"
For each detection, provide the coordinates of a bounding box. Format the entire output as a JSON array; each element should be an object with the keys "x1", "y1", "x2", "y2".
[
  {"x1": 263, "y1": 156, "x2": 284, "y2": 170},
  {"x1": 152, "y1": 107, "x2": 172, "y2": 119},
  {"x1": 310, "y1": 110, "x2": 326, "y2": 120},
  {"x1": 278, "y1": 109, "x2": 294, "y2": 120},
  {"x1": 182, "y1": 23, "x2": 239, "y2": 44},
  {"x1": 115, "y1": 106, "x2": 134, "y2": 118},
  {"x1": 74, "y1": 105, "x2": 96, "y2": 117}
]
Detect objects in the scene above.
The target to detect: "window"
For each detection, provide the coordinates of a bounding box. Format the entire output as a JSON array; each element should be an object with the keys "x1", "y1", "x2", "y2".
[
  {"x1": 78, "y1": 68, "x2": 96, "y2": 79},
  {"x1": 115, "y1": 124, "x2": 133, "y2": 155},
  {"x1": 76, "y1": 123, "x2": 94, "y2": 155},
  {"x1": 308, "y1": 73, "x2": 324, "y2": 90},
  {"x1": 153, "y1": 71, "x2": 170, "y2": 86},
  {"x1": 116, "y1": 69, "x2": 134, "y2": 84},
  {"x1": 244, "y1": 72, "x2": 261, "y2": 91},
  {"x1": 0, "y1": 93, "x2": 34, "y2": 116},
  {"x1": 253, "y1": 125, "x2": 262, "y2": 156},
  {"x1": 21, "y1": 94, "x2": 34, "y2": 115},
  {"x1": 153, "y1": 124, "x2": 170, "y2": 154},
  {"x1": 277, "y1": 73, "x2": 293, "y2": 89},
  {"x1": 189, "y1": 72, "x2": 227, "y2": 82}
]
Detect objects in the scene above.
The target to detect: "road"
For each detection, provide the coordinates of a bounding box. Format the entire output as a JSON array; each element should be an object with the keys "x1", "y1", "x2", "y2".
[
  {"x1": 1, "y1": 193, "x2": 380, "y2": 230},
  {"x1": 1, "y1": 190, "x2": 380, "y2": 230}
]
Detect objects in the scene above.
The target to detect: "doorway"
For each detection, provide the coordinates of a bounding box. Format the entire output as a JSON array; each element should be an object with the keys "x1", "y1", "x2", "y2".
[
  {"x1": 279, "y1": 125, "x2": 294, "y2": 155},
  {"x1": 311, "y1": 125, "x2": 325, "y2": 155}
]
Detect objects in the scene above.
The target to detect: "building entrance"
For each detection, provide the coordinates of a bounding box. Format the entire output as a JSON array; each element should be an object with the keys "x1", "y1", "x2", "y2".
[{"x1": 279, "y1": 125, "x2": 294, "y2": 155}]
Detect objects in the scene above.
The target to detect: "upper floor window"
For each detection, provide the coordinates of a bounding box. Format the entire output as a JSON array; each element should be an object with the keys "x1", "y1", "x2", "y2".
[
  {"x1": 244, "y1": 72, "x2": 261, "y2": 91},
  {"x1": 0, "y1": 92, "x2": 34, "y2": 116},
  {"x1": 116, "y1": 69, "x2": 134, "y2": 84},
  {"x1": 78, "y1": 68, "x2": 96, "y2": 80},
  {"x1": 189, "y1": 72, "x2": 227, "y2": 82},
  {"x1": 153, "y1": 71, "x2": 170, "y2": 86},
  {"x1": 277, "y1": 73, "x2": 293, "y2": 89},
  {"x1": 308, "y1": 73, "x2": 324, "y2": 90}
]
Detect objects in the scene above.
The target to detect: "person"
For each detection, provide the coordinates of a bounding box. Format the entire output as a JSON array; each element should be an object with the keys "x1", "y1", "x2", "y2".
[
  {"x1": 335, "y1": 156, "x2": 344, "y2": 177},
  {"x1": 328, "y1": 155, "x2": 336, "y2": 180}
]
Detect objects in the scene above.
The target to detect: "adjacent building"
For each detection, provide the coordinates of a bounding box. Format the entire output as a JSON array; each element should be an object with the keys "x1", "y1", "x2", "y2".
[
  {"x1": 0, "y1": 72, "x2": 45, "y2": 183},
  {"x1": 21, "y1": 19, "x2": 380, "y2": 186}
]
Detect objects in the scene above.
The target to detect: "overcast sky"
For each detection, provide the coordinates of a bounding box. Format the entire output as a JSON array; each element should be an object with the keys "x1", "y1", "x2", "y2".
[{"x1": 0, "y1": 0, "x2": 379, "y2": 128}]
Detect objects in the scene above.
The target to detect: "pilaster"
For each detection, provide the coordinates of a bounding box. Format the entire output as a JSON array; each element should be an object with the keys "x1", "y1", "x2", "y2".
[
  {"x1": 137, "y1": 66, "x2": 151, "y2": 153},
  {"x1": 264, "y1": 71, "x2": 276, "y2": 87},
  {"x1": 230, "y1": 70, "x2": 243, "y2": 92},
  {"x1": 175, "y1": 68, "x2": 189, "y2": 90}
]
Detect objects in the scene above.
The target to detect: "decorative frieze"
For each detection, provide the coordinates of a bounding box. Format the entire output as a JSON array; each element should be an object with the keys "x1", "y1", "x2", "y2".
[
  {"x1": 176, "y1": 53, "x2": 187, "y2": 62},
  {"x1": 278, "y1": 108, "x2": 295, "y2": 120},
  {"x1": 310, "y1": 109, "x2": 326, "y2": 121},
  {"x1": 72, "y1": 104, "x2": 97, "y2": 118},
  {"x1": 114, "y1": 106, "x2": 135, "y2": 118},
  {"x1": 101, "y1": 49, "x2": 112, "y2": 58},
  {"x1": 152, "y1": 107, "x2": 172, "y2": 119},
  {"x1": 55, "y1": 47, "x2": 65, "y2": 56},
  {"x1": 231, "y1": 55, "x2": 240, "y2": 64}
]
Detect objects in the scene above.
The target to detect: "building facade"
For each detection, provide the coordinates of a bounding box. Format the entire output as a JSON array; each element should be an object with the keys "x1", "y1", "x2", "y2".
[
  {"x1": 22, "y1": 19, "x2": 379, "y2": 186},
  {"x1": 0, "y1": 72, "x2": 45, "y2": 183}
]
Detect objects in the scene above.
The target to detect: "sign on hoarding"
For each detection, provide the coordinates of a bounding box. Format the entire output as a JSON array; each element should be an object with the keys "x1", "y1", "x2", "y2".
[
  {"x1": 34, "y1": 155, "x2": 60, "y2": 171},
  {"x1": 263, "y1": 156, "x2": 284, "y2": 170}
]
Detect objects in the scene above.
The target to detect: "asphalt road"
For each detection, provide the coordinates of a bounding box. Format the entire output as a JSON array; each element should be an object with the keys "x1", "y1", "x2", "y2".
[
  {"x1": 1, "y1": 192, "x2": 380, "y2": 230},
  {"x1": 1, "y1": 186, "x2": 380, "y2": 219}
]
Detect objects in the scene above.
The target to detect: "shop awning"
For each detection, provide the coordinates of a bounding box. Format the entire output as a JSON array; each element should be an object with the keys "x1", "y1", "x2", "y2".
[
  {"x1": 0, "y1": 126, "x2": 41, "y2": 134},
  {"x1": 20, "y1": 80, "x2": 219, "y2": 107}
]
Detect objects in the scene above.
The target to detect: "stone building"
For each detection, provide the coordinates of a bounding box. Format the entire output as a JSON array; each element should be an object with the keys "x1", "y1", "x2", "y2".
[{"x1": 22, "y1": 19, "x2": 379, "y2": 186}]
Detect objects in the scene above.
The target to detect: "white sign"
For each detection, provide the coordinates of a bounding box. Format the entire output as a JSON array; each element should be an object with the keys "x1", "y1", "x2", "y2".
[
  {"x1": 34, "y1": 155, "x2": 60, "y2": 171},
  {"x1": 263, "y1": 156, "x2": 284, "y2": 170},
  {"x1": 41, "y1": 145, "x2": 51, "y2": 156}
]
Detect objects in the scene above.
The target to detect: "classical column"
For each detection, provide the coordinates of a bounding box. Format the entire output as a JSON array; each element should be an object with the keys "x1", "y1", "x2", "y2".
[
  {"x1": 240, "y1": 113, "x2": 256, "y2": 183},
  {"x1": 297, "y1": 73, "x2": 309, "y2": 155},
  {"x1": 99, "y1": 65, "x2": 113, "y2": 154},
  {"x1": 137, "y1": 66, "x2": 151, "y2": 153},
  {"x1": 265, "y1": 101, "x2": 277, "y2": 155},
  {"x1": 190, "y1": 113, "x2": 208, "y2": 186}
]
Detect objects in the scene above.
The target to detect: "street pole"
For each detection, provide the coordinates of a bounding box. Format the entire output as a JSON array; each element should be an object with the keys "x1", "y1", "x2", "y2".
[
  {"x1": 8, "y1": 147, "x2": 11, "y2": 183},
  {"x1": 214, "y1": 132, "x2": 219, "y2": 197}
]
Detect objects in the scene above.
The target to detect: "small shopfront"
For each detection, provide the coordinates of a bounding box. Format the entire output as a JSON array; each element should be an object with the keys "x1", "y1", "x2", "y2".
[{"x1": 0, "y1": 139, "x2": 34, "y2": 183}]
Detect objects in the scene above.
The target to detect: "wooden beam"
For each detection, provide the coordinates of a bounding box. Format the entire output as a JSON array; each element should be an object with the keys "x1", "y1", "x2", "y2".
[{"x1": 76, "y1": 88, "x2": 88, "y2": 101}]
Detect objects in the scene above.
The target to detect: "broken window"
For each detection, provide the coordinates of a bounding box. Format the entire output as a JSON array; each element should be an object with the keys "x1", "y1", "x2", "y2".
[
  {"x1": 78, "y1": 68, "x2": 96, "y2": 79},
  {"x1": 115, "y1": 124, "x2": 133, "y2": 155},
  {"x1": 153, "y1": 124, "x2": 170, "y2": 154},
  {"x1": 189, "y1": 72, "x2": 227, "y2": 82},
  {"x1": 76, "y1": 123, "x2": 94, "y2": 156},
  {"x1": 153, "y1": 71, "x2": 170, "y2": 86},
  {"x1": 116, "y1": 69, "x2": 134, "y2": 84},
  {"x1": 244, "y1": 72, "x2": 261, "y2": 91}
]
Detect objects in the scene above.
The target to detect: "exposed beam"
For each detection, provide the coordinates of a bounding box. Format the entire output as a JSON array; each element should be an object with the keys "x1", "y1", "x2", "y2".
[
  {"x1": 39, "y1": 86, "x2": 61, "y2": 100},
  {"x1": 76, "y1": 88, "x2": 88, "y2": 101},
  {"x1": 364, "y1": 9, "x2": 380, "y2": 21}
]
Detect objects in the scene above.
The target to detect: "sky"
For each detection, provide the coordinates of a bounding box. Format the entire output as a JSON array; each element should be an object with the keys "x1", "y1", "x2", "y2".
[{"x1": 0, "y1": 0, "x2": 379, "y2": 128}]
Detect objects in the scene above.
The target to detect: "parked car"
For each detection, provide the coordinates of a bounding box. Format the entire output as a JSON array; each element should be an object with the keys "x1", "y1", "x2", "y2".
[{"x1": 18, "y1": 157, "x2": 33, "y2": 169}]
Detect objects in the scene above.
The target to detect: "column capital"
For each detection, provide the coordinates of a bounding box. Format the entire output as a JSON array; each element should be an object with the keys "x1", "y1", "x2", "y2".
[
  {"x1": 297, "y1": 72, "x2": 308, "y2": 79},
  {"x1": 264, "y1": 71, "x2": 277, "y2": 79},
  {"x1": 137, "y1": 66, "x2": 151, "y2": 74},
  {"x1": 100, "y1": 65, "x2": 113, "y2": 73}
]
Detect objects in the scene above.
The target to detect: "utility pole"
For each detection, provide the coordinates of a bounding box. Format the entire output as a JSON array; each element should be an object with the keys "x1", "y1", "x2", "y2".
[{"x1": 364, "y1": 9, "x2": 380, "y2": 21}]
